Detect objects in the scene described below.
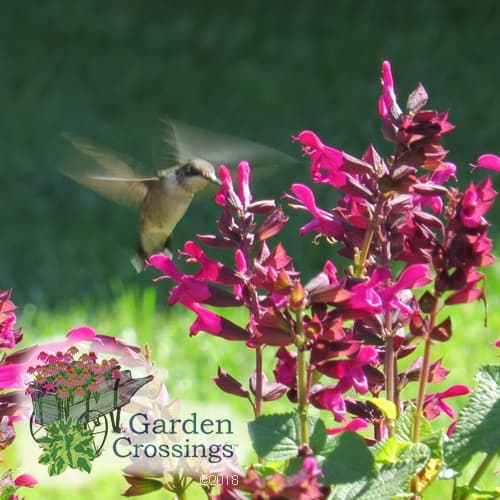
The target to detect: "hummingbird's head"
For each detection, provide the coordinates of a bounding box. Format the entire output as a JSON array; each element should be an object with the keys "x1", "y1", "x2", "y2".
[{"x1": 176, "y1": 159, "x2": 222, "y2": 193}]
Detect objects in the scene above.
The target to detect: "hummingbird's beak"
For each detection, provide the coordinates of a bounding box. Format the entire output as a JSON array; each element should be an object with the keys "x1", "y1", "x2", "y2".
[{"x1": 207, "y1": 173, "x2": 222, "y2": 187}]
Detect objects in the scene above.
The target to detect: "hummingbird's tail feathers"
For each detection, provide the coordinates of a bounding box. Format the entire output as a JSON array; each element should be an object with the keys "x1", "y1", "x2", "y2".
[
  {"x1": 130, "y1": 254, "x2": 145, "y2": 273},
  {"x1": 131, "y1": 245, "x2": 173, "y2": 273}
]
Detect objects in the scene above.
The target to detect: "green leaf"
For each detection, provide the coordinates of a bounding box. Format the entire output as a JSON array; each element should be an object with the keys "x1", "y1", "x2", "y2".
[
  {"x1": 76, "y1": 456, "x2": 92, "y2": 473},
  {"x1": 444, "y1": 365, "x2": 500, "y2": 473},
  {"x1": 364, "y1": 397, "x2": 397, "y2": 420},
  {"x1": 248, "y1": 412, "x2": 301, "y2": 460},
  {"x1": 394, "y1": 405, "x2": 432, "y2": 443},
  {"x1": 36, "y1": 416, "x2": 97, "y2": 476},
  {"x1": 422, "y1": 430, "x2": 444, "y2": 461},
  {"x1": 123, "y1": 476, "x2": 163, "y2": 497},
  {"x1": 330, "y1": 441, "x2": 430, "y2": 500},
  {"x1": 309, "y1": 416, "x2": 328, "y2": 455},
  {"x1": 373, "y1": 437, "x2": 403, "y2": 465},
  {"x1": 322, "y1": 431, "x2": 376, "y2": 486},
  {"x1": 0, "y1": 485, "x2": 17, "y2": 500}
]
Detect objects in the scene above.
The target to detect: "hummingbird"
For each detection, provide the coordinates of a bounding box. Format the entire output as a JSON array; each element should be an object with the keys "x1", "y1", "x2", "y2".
[{"x1": 62, "y1": 119, "x2": 295, "y2": 272}]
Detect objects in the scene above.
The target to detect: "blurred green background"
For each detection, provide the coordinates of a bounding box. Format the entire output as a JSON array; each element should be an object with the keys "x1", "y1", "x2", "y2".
[
  {"x1": 1, "y1": 1, "x2": 499, "y2": 498},
  {"x1": 2, "y1": 0, "x2": 500, "y2": 307}
]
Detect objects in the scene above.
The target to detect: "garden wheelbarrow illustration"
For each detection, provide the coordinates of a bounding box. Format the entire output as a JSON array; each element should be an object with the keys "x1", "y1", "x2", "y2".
[{"x1": 29, "y1": 370, "x2": 153, "y2": 456}]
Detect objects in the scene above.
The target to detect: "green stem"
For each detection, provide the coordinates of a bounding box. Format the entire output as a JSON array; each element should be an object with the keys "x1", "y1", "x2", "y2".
[
  {"x1": 246, "y1": 282, "x2": 263, "y2": 419},
  {"x1": 412, "y1": 332, "x2": 433, "y2": 443},
  {"x1": 412, "y1": 295, "x2": 441, "y2": 444},
  {"x1": 458, "y1": 452, "x2": 497, "y2": 500},
  {"x1": 410, "y1": 305, "x2": 438, "y2": 494},
  {"x1": 176, "y1": 490, "x2": 188, "y2": 500},
  {"x1": 170, "y1": 475, "x2": 189, "y2": 500},
  {"x1": 384, "y1": 332, "x2": 396, "y2": 437},
  {"x1": 297, "y1": 346, "x2": 309, "y2": 444},
  {"x1": 295, "y1": 309, "x2": 309, "y2": 445},
  {"x1": 354, "y1": 197, "x2": 385, "y2": 278},
  {"x1": 254, "y1": 345, "x2": 263, "y2": 418}
]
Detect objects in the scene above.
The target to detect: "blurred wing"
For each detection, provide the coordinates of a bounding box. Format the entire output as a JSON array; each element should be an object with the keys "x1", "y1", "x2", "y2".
[
  {"x1": 161, "y1": 118, "x2": 298, "y2": 169},
  {"x1": 62, "y1": 133, "x2": 153, "y2": 206}
]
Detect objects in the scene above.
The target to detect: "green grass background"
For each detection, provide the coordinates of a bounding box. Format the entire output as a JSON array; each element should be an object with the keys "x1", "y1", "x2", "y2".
[{"x1": 1, "y1": 1, "x2": 499, "y2": 498}]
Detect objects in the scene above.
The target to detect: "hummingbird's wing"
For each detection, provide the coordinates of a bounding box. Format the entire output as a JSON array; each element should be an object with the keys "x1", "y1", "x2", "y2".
[
  {"x1": 62, "y1": 134, "x2": 154, "y2": 206},
  {"x1": 161, "y1": 118, "x2": 298, "y2": 170}
]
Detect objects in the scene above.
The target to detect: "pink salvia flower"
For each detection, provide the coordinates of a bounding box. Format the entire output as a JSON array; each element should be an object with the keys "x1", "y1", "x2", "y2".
[
  {"x1": 327, "y1": 417, "x2": 369, "y2": 435},
  {"x1": 309, "y1": 384, "x2": 348, "y2": 421},
  {"x1": 146, "y1": 253, "x2": 183, "y2": 280},
  {"x1": 474, "y1": 153, "x2": 500, "y2": 172},
  {"x1": 181, "y1": 241, "x2": 240, "y2": 284},
  {"x1": 378, "y1": 60, "x2": 402, "y2": 120},
  {"x1": 178, "y1": 298, "x2": 251, "y2": 341},
  {"x1": 14, "y1": 474, "x2": 38, "y2": 488},
  {"x1": 422, "y1": 384, "x2": 470, "y2": 420},
  {"x1": 215, "y1": 164, "x2": 234, "y2": 206},
  {"x1": 273, "y1": 346, "x2": 297, "y2": 388},
  {"x1": 294, "y1": 130, "x2": 346, "y2": 188},
  {"x1": 287, "y1": 184, "x2": 344, "y2": 238},
  {"x1": 237, "y1": 161, "x2": 252, "y2": 207},
  {"x1": 316, "y1": 346, "x2": 378, "y2": 394},
  {"x1": 459, "y1": 179, "x2": 497, "y2": 228}
]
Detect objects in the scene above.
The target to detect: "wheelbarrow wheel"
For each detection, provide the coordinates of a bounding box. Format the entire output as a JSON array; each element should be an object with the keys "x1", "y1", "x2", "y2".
[
  {"x1": 78, "y1": 410, "x2": 108, "y2": 457},
  {"x1": 29, "y1": 413, "x2": 47, "y2": 443}
]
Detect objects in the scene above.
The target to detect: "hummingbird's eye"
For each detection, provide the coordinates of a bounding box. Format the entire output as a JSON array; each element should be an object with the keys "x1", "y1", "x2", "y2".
[{"x1": 183, "y1": 161, "x2": 200, "y2": 177}]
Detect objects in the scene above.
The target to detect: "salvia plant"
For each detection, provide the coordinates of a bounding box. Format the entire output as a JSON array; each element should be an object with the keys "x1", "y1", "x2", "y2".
[
  {"x1": 145, "y1": 60, "x2": 500, "y2": 499},
  {"x1": 0, "y1": 289, "x2": 38, "y2": 499}
]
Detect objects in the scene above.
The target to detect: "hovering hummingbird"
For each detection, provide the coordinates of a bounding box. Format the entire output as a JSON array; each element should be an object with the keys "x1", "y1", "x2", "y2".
[{"x1": 62, "y1": 119, "x2": 295, "y2": 272}]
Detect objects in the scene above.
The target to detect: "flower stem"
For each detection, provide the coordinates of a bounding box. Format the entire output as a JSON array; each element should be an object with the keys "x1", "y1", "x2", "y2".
[
  {"x1": 412, "y1": 333, "x2": 433, "y2": 443},
  {"x1": 254, "y1": 345, "x2": 263, "y2": 418},
  {"x1": 384, "y1": 332, "x2": 396, "y2": 437},
  {"x1": 295, "y1": 309, "x2": 309, "y2": 445},
  {"x1": 355, "y1": 197, "x2": 385, "y2": 278},
  {"x1": 297, "y1": 346, "x2": 309, "y2": 444},
  {"x1": 458, "y1": 452, "x2": 497, "y2": 500},
  {"x1": 169, "y1": 475, "x2": 189, "y2": 500},
  {"x1": 412, "y1": 293, "x2": 441, "y2": 445}
]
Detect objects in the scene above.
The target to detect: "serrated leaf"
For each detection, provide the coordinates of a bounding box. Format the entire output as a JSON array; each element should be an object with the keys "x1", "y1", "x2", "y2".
[
  {"x1": 331, "y1": 442, "x2": 429, "y2": 500},
  {"x1": 309, "y1": 417, "x2": 328, "y2": 455},
  {"x1": 373, "y1": 437, "x2": 402, "y2": 465},
  {"x1": 394, "y1": 405, "x2": 431, "y2": 443},
  {"x1": 444, "y1": 365, "x2": 500, "y2": 472},
  {"x1": 422, "y1": 430, "x2": 444, "y2": 460},
  {"x1": 248, "y1": 412, "x2": 310, "y2": 460},
  {"x1": 394, "y1": 405, "x2": 414, "y2": 442},
  {"x1": 322, "y1": 432, "x2": 376, "y2": 486}
]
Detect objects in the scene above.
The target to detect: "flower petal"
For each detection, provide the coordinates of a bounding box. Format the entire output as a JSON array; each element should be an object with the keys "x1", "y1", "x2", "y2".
[{"x1": 475, "y1": 153, "x2": 500, "y2": 172}]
